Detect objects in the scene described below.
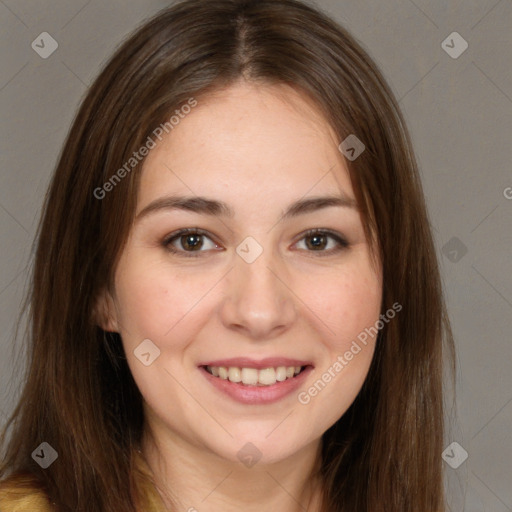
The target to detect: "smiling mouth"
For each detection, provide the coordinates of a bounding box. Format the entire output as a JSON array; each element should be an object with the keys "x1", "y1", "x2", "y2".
[{"x1": 202, "y1": 365, "x2": 309, "y2": 386}]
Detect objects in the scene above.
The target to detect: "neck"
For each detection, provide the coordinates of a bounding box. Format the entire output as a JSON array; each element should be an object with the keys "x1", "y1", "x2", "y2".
[{"x1": 140, "y1": 424, "x2": 324, "y2": 512}]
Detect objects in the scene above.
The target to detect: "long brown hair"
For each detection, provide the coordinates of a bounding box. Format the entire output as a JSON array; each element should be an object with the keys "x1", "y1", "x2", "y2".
[{"x1": 0, "y1": 0, "x2": 456, "y2": 510}]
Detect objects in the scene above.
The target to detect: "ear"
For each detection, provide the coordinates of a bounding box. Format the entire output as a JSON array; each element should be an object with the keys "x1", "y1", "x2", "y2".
[{"x1": 92, "y1": 287, "x2": 119, "y2": 332}]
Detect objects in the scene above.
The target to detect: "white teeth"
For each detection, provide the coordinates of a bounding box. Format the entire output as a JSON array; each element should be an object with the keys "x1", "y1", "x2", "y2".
[
  {"x1": 228, "y1": 367, "x2": 242, "y2": 383},
  {"x1": 275, "y1": 366, "x2": 287, "y2": 382},
  {"x1": 259, "y1": 368, "x2": 276, "y2": 385},
  {"x1": 206, "y1": 365, "x2": 305, "y2": 386},
  {"x1": 241, "y1": 368, "x2": 258, "y2": 385}
]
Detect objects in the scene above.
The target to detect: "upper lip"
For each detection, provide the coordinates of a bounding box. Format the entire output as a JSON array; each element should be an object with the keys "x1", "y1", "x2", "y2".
[{"x1": 199, "y1": 357, "x2": 313, "y2": 369}]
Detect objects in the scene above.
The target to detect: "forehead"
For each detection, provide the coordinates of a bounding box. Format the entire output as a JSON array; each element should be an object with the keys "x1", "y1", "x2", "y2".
[{"x1": 138, "y1": 81, "x2": 354, "y2": 209}]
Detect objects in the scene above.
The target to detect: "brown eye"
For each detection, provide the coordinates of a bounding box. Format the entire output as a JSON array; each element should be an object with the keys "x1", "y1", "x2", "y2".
[
  {"x1": 305, "y1": 233, "x2": 328, "y2": 250},
  {"x1": 179, "y1": 233, "x2": 204, "y2": 251},
  {"x1": 163, "y1": 228, "x2": 220, "y2": 257},
  {"x1": 295, "y1": 229, "x2": 349, "y2": 255}
]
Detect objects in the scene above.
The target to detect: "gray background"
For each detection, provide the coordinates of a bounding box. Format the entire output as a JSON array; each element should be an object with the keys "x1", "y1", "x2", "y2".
[{"x1": 0, "y1": 0, "x2": 510, "y2": 510}]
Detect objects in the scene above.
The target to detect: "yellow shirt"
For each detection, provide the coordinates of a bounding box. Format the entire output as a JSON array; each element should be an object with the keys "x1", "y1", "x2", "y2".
[{"x1": 0, "y1": 450, "x2": 166, "y2": 511}]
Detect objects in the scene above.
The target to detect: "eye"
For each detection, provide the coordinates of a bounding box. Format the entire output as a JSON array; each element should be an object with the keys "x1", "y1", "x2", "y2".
[
  {"x1": 162, "y1": 228, "x2": 221, "y2": 257},
  {"x1": 162, "y1": 228, "x2": 349, "y2": 258},
  {"x1": 294, "y1": 229, "x2": 349, "y2": 255}
]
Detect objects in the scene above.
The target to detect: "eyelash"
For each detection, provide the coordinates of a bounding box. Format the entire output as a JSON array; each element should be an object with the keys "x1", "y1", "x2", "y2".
[{"x1": 162, "y1": 228, "x2": 349, "y2": 258}]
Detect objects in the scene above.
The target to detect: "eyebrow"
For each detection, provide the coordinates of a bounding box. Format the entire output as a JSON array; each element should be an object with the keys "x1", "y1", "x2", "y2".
[{"x1": 135, "y1": 194, "x2": 358, "y2": 222}]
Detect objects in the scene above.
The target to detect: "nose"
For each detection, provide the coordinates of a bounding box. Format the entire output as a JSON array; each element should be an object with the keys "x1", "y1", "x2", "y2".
[{"x1": 219, "y1": 246, "x2": 298, "y2": 341}]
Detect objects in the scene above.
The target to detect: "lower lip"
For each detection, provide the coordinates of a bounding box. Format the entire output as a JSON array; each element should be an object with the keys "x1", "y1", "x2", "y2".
[{"x1": 199, "y1": 366, "x2": 313, "y2": 405}]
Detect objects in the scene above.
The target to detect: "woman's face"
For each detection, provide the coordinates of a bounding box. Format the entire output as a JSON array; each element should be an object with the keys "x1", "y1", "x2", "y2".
[{"x1": 101, "y1": 81, "x2": 382, "y2": 465}]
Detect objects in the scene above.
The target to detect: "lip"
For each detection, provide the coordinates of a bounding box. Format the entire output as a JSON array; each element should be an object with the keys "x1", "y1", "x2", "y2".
[
  {"x1": 198, "y1": 357, "x2": 313, "y2": 369},
  {"x1": 198, "y1": 364, "x2": 314, "y2": 405}
]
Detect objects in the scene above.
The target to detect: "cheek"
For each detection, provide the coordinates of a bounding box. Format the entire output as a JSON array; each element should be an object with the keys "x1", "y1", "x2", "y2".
[
  {"x1": 113, "y1": 258, "x2": 214, "y2": 347},
  {"x1": 294, "y1": 257, "x2": 382, "y2": 424},
  {"x1": 113, "y1": 262, "x2": 213, "y2": 420},
  {"x1": 305, "y1": 262, "x2": 382, "y2": 352}
]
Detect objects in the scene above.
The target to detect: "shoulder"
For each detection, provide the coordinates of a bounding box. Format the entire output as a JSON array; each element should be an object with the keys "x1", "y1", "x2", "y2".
[
  {"x1": 0, "y1": 452, "x2": 162, "y2": 512},
  {"x1": 0, "y1": 474, "x2": 54, "y2": 511}
]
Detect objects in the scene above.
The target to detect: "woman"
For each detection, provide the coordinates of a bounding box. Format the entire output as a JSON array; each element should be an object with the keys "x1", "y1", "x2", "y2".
[{"x1": 0, "y1": 0, "x2": 455, "y2": 510}]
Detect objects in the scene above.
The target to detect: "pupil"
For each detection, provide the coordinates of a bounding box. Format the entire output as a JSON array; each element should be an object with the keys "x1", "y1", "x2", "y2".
[
  {"x1": 307, "y1": 234, "x2": 325, "y2": 250},
  {"x1": 183, "y1": 234, "x2": 202, "y2": 250}
]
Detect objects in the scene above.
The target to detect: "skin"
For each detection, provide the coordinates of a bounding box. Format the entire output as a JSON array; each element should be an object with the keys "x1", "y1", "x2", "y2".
[{"x1": 97, "y1": 80, "x2": 383, "y2": 511}]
